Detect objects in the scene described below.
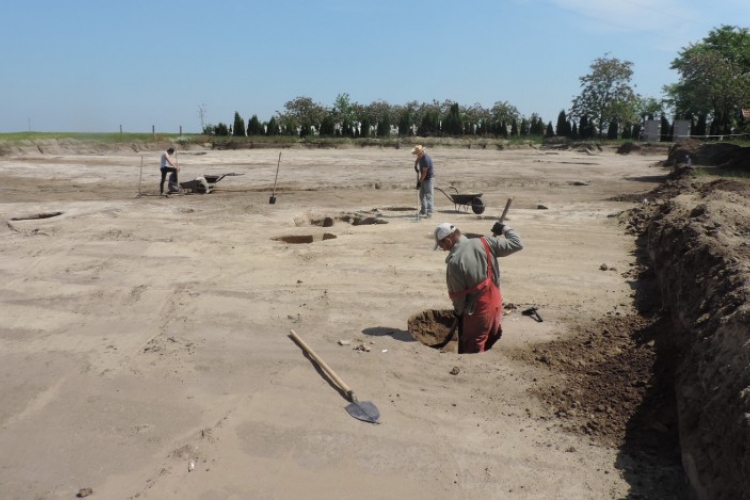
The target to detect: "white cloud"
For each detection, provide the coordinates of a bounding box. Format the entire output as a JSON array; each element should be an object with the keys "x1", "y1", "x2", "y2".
[{"x1": 547, "y1": 0, "x2": 698, "y2": 34}]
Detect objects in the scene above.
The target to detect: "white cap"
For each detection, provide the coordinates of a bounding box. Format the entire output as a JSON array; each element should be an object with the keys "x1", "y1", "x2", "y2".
[{"x1": 434, "y1": 223, "x2": 456, "y2": 250}]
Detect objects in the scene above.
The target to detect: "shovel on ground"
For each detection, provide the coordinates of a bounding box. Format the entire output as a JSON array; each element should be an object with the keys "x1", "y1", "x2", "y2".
[
  {"x1": 289, "y1": 329, "x2": 380, "y2": 424},
  {"x1": 269, "y1": 152, "x2": 281, "y2": 204}
]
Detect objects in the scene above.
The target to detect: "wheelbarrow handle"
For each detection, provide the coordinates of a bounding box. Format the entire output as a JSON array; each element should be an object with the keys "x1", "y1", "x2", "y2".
[{"x1": 289, "y1": 329, "x2": 357, "y2": 402}]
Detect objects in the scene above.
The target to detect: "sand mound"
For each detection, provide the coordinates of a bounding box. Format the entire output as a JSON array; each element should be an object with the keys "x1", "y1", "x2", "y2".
[{"x1": 664, "y1": 139, "x2": 750, "y2": 170}]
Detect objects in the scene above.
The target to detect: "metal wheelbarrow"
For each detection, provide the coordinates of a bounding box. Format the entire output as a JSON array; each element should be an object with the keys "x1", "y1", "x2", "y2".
[
  {"x1": 180, "y1": 173, "x2": 244, "y2": 194},
  {"x1": 435, "y1": 187, "x2": 486, "y2": 214}
]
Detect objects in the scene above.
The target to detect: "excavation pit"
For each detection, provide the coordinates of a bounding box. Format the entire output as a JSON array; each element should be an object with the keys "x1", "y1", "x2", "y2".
[{"x1": 273, "y1": 233, "x2": 337, "y2": 244}]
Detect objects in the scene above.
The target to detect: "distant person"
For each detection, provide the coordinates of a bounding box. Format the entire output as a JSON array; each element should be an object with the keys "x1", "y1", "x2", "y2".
[
  {"x1": 159, "y1": 147, "x2": 181, "y2": 195},
  {"x1": 434, "y1": 221, "x2": 523, "y2": 354},
  {"x1": 412, "y1": 145, "x2": 435, "y2": 218}
]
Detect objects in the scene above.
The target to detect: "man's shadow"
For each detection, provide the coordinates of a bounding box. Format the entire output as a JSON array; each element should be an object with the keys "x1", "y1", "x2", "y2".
[{"x1": 361, "y1": 327, "x2": 414, "y2": 343}]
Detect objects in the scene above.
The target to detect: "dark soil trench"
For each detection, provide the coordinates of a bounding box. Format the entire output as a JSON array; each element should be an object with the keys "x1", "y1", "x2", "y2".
[{"x1": 525, "y1": 144, "x2": 750, "y2": 500}]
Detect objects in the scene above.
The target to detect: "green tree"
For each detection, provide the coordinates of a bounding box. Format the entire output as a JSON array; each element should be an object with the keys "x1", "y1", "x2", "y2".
[
  {"x1": 520, "y1": 118, "x2": 530, "y2": 137},
  {"x1": 214, "y1": 123, "x2": 229, "y2": 136},
  {"x1": 490, "y1": 101, "x2": 520, "y2": 138},
  {"x1": 247, "y1": 115, "x2": 263, "y2": 136},
  {"x1": 376, "y1": 114, "x2": 392, "y2": 137},
  {"x1": 281, "y1": 96, "x2": 327, "y2": 134},
  {"x1": 233, "y1": 112, "x2": 246, "y2": 137},
  {"x1": 319, "y1": 115, "x2": 336, "y2": 136},
  {"x1": 607, "y1": 119, "x2": 618, "y2": 140},
  {"x1": 529, "y1": 113, "x2": 544, "y2": 136},
  {"x1": 556, "y1": 110, "x2": 569, "y2": 137},
  {"x1": 466, "y1": 103, "x2": 491, "y2": 137},
  {"x1": 442, "y1": 102, "x2": 463, "y2": 136},
  {"x1": 366, "y1": 100, "x2": 394, "y2": 137},
  {"x1": 545, "y1": 122, "x2": 555, "y2": 138},
  {"x1": 694, "y1": 114, "x2": 708, "y2": 136},
  {"x1": 360, "y1": 117, "x2": 372, "y2": 137},
  {"x1": 397, "y1": 101, "x2": 418, "y2": 136},
  {"x1": 637, "y1": 97, "x2": 664, "y2": 121},
  {"x1": 578, "y1": 115, "x2": 596, "y2": 139},
  {"x1": 331, "y1": 93, "x2": 356, "y2": 125},
  {"x1": 666, "y1": 49, "x2": 750, "y2": 135},
  {"x1": 665, "y1": 26, "x2": 750, "y2": 135},
  {"x1": 266, "y1": 116, "x2": 279, "y2": 135},
  {"x1": 570, "y1": 55, "x2": 640, "y2": 138},
  {"x1": 622, "y1": 124, "x2": 632, "y2": 139},
  {"x1": 630, "y1": 123, "x2": 640, "y2": 140},
  {"x1": 670, "y1": 25, "x2": 750, "y2": 75},
  {"x1": 417, "y1": 101, "x2": 441, "y2": 136}
]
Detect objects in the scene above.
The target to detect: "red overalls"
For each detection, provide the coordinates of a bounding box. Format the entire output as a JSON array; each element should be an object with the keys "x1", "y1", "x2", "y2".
[{"x1": 449, "y1": 238, "x2": 503, "y2": 354}]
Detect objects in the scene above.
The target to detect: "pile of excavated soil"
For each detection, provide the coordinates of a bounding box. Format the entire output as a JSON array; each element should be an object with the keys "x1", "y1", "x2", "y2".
[
  {"x1": 664, "y1": 139, "x2": 750, "y2": 171},
  {"x1": 406, "y1": 309, "x2": 458, "y2": 352}
]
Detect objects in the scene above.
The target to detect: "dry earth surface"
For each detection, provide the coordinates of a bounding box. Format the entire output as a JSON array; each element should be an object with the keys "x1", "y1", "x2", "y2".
[{"x1": 0, "y1": 141, "x2": 700, "y2": 500}]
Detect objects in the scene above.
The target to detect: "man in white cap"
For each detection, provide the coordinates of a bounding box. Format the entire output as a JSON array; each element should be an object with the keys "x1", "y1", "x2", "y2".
[
  {"x1": 434, "y1": 221, "x2": 523, "y2": 353},
  {"x1": 411, "y1": 145, "x2": 435, "y2": 218}
]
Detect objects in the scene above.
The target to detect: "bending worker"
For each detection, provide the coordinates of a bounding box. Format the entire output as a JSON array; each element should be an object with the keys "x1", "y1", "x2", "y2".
[
  {"x1": 434, "y1": 221, "x2": 523, "y2": 353},
  {"x1": 412, "y1": 145, "x2": 435, "y2": 218}
]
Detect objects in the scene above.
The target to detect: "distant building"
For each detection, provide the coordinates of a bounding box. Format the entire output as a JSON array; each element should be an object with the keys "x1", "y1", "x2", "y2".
[{"x1": 643, "y1": 120, "x2": 660, "y2": 141}]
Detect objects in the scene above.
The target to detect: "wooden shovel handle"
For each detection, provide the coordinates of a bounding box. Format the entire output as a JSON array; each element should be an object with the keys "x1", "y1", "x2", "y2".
[
  {"x1": 289, "y1": 329, "x2": 356, "y2": 401},
  {"x1": 499, "y1": 198, "x2": 512, "y2": 223}
]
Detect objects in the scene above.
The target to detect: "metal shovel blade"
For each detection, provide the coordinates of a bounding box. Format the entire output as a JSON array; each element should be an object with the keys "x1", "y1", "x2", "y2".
[
  {"x1": 269, "y1": 195, "x2": 276, "y2": 204},
  {"x1": 346, "y1": 400, "x2": 380, "y2": 424},
  {"x1": 289, "y1": 329, "x2": 381, "y2": 424}
]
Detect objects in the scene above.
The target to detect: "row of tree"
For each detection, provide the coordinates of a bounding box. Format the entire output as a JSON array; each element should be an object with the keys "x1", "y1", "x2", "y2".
[{"x1": 201, "y1": 25, "x2": 750, "y2": 141}]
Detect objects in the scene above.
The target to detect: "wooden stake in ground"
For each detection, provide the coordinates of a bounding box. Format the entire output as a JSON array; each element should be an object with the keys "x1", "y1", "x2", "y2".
[{"x1": 138, "y1": 155, "x2": 143, "y2": 195}]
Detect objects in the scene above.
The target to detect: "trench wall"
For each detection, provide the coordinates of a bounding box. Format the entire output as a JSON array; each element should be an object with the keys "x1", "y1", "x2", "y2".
[{"x1": 648, "y1": 191, "x2": 750, "y2": 500}]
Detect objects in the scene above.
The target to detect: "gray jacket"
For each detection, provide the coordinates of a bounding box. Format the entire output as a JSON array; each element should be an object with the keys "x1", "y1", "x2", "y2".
[{"x1": 445, "y1": 230, "x2": 523, "y2": 315}]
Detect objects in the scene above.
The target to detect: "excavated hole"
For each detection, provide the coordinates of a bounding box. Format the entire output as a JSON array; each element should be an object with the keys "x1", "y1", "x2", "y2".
[
  {"x1": 309, "y1": 214, "x2": 388, "y2": 227},
  {"x1": 339, "y1": 215, "x2": 388, "y2": 226},
  {"x1": 273, "y1": 233, "x2": 337, "y2": 244},
  {"x1": 383, "y1": 206, "x2": 417, "y2": 212},
  {"x1": 310, "y1": 216, "x2": 335, "y2": 227}
]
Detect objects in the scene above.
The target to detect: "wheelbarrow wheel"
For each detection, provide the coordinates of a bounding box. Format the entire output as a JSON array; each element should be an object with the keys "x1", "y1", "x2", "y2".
[{"x1": 471, "y1": 197, "x2": 486, "y2": 214}]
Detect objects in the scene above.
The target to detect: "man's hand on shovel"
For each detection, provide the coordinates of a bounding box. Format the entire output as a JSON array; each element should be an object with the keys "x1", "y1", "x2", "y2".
[{"x1": 491, "y1": 198, "x2": 513, "y2": 236}]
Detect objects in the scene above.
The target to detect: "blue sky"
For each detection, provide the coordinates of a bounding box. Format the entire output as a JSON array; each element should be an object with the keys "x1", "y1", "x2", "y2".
[{"x1": 1, "y1": 0, "x2": 748, "y2": 133}]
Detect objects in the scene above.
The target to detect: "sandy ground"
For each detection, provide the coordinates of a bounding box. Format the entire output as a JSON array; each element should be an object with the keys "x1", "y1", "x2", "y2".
[{"x1": 0, "y1": 144, "x2": 667, "y2": 500}]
